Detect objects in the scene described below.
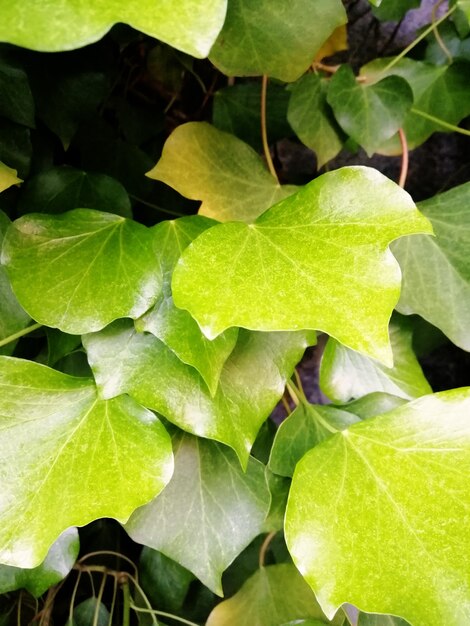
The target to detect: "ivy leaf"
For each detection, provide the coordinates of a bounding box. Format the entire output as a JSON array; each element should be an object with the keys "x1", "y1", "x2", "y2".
[
  {"x1": 209, "y1": 0, "x2": 346, "y2": 81},
  {"x1": 2, "y1": 209, "x2": 161, "y2": 334},
  {"x1": 68, "y1": 598, "x2": 110, "y2": 626},
  {"x1": 327, "y1": 65, "x2": 413, "y2": 156},
  {"x1": 136, "y1": 217, "x2": 238, "y2": 395},
  {"x1": 17, "y1": 167, "x2": 132, "y2": 218},
  {"x1": 0, "y1": 211, "x2": 30, "y2": 356},
  {"x1": 172, "y1": 166, "x2": 432, "y2": 365},
  {"x1": 126, "y1": 433, "x2": 270, "y2": 595},
  {"x1": 0, "y1": 356, "x2": 173, "y2": 568},
  {"x1": 0, "y1": 0, "x2": 228, "y2": 58},
  {"x1": 358, "y1": 614, "x2": 410, "y2": 626},
  {"x1": 287, "y1": 74, "x2": 345, "y2": 168},
  {"x1": 269, "y1": 404, "x2": 359, "y2": 477},
  {"x1": 0, "y1": 61, "x2": 34, "y2": 128},
  {"x1": 0, "y1": 163, "x2": 22, "y2": 194},
  {"x1": 392, "y1": 182, "x2": 470, "y2": 351},
  {"x1": 206, "y1": 563, "x2": 337, "y2": 625},
  {"x1": 372, "y1": 0, "x2": 420, "y2": 21},
  {"x1": 0, "y1": 120, "x2": 31, "y2": 179},
  {"x1": 339, "y1": 392, "x2": 406, "y2": 420},
  {"x1": 458, "y1": 0, "x2": 470, "y2": 21},
  {"x1": 83, "y1": 320, "x2": 314, "y2": 466},
  {"x1": 147, "y1": 122, "x2": 297, "y2": 223},
  {"x1": 0, "y1": 529, "x2": 79, "y2": 597},
  {"x1": 320, "y1": 317, "x2": 432, "y2": 402},
  {"x1": 285, "y1": 388, "x2": 470, "y2": 626}
]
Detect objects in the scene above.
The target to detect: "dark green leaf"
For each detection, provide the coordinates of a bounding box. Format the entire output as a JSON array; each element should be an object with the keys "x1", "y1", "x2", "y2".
[
  {"x1": 372, "y1": 0, "x2": 420, "y2": 21},
  {"x1": 338, "y1": 393, "x2": 407, "y2": 420},
  {"x1": 0, "y1": 120, "x2": 31, "y2": 179},
  {"x1": 0, "y1": 60, "x2": 34, "y2": 127},
  {"x1": 68, "y1": 598, "x2": 110, "y2": 626}
]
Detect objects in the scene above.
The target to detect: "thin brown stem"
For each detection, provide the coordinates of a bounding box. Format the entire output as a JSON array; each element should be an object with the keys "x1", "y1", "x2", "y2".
[
  {"x1": 398, "y1": 128, "x2": 409, "y2": 189},
  {"x1": 261, "y1": 74, "x2": 279, "y2": 183},
  {"x1": 259, "y1": 531, "x2": 277, "y2": 568},
  {"x1": 281, "y1": 394, "x2": 292, "y2": 415}
]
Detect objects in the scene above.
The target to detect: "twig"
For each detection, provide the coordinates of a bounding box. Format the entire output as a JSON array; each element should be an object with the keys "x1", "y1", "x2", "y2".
[
  {"x1": 398, "y1": 128, "x2": 409, "y2": 188},
  {"x1": 431, "y1": 0, "x2": 453, "y2": 64}
]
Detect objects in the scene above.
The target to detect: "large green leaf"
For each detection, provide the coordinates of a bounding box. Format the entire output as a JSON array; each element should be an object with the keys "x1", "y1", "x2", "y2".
[
  {"x1": 0, "y1": 0, "x2": 228, "y2": 58},
  {"x1": 320, "y1": 317, "x2": 432, "y2": 402},
  {"x1": 206, "y1": 563, "x2": 337, "y2": 625},
  {"x1": 0, "y1": 529, "x2": 79, "y2": 597},
  {"x1": 287, "y1": 74, "x2": 344, "y2": 168},
  {"x1": 209, "y1": 0, "x2": 346, "y2": 81},
  {"x1": 172, "y1": 166, "x2": 431, "y2": 365},
  {"x1": 126, "y1": 433, "x2": 270, "y2": 594},
  {"x1": 327, "y1": 65, "x2": 413, "y2": 157},
  {"x1": 83, "y1": 320, "x2": 313, "y2": 466},
  {"x1": 2, "y1": 209, "x2": 161, "y2": 334},
  {"x1": 147, "y1": 122, "x2": 296, "y2": 223},
  {"x1": 392, "y1": 183, "x2": 470, "y2": 351},
  {"x1": 136, "y1": 217, "x2": 238, "y2": 395},
  {"x1": 0, "y1": 211, "x2": 30, "y2": 356},
  {"x1": 285, "y1": 388, "x2": 470, "y2": 626},
  {"x1": 0, "y1": 356, "x2": 173, "y2": 568},
  {"x1": 17, "y1": 167, "x2": 132, "y2": 217}
]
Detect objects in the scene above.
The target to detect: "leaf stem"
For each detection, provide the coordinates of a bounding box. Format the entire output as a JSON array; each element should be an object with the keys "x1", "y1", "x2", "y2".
[
  {"x1": 398, "y1": 128, "x2": 409, "y2": 188},
  {"x1": 129, "y1": 194, "x2": 186, "y2": 217},
  {"x1": 93, "y1": 574, "x2": 108, "y2": 626},
  {"x1": 259, "y1": 531, "x2": 277, "y2": 567},
  {"x1": 431, "y1": 0, "x2": 453, "y2": 63},
  {"x1": 261, "y1": 74, "x2": 279, "y2": 183},
  {"x1": 129, "y1": 604, "x2": 200, "y2": 626},
  {"x1": 0, "y1": 322, "x2": 42, "y2": 348},
  {"x1": 121, "y1": 578, "x2": 131, "y2": 626},
  {"x1": 381, "y1": 4, "x2": 456, "y2": 73},
  {"x1": 410, "y1": 108, "x2": 470, "y2": 135}
]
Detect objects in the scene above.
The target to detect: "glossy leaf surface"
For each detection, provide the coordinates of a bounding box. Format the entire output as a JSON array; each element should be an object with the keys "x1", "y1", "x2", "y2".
[
  {"x1": 126, "y1": 434, "x2": 270, "y2": 594},
  {"x1": 286, "y1": 388, "x2": 470, "y2": 626},
  {"x1": 0, "y1": 529, "x2": 79, "y2": 597},
  {"x1": 0, "y1": 0, "x2": 228, "y2": 57},
  {"x1": 327, "y1": 65, "x2": 413, "y2": 156},
  {"x1": 0, "y1": 356, "x2": 173, "y2": 567},
  {"x1": 209, "y1": 0, "x2": 346, "y2": 81},
  {"x1": 320, "y1": 317, "x2": 431, "y2": 402},
  {"x1": 147, "y1": 122, "x2": 296, "y2": 223},
  {"x1": 2, "y1": 209, "x2": 161, "y2": 334},
  {"x1": 136, "y1": 217, "x2": 238, "y2": 395},
  {"x1": 172, "y1": 166, "x2": 431, "y2": 364},
  {"x1": 392, "y1": 183, "x2": 470, "y2": 351},
  {"x1": 84, "y1": 320, "x2": 313, "y2": 466},
  {"x1": 206, "y1": 563, "x2": 336, "y2": 625}
]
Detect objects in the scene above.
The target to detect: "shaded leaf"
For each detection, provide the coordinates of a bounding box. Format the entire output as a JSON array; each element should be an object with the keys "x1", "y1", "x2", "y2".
[
  {"x1": 2, "y1": 209, "x2": 161, "y2": 334},
  {"x1": 0, "y1": 120, "x2": 31, "y2": 179},
  {"x1": 0, "y1": 163, "x2": 22, "y2": 194},
  {"x1": 327, "y1": 65, "x2": 413, "y2": 156},
  {"x1": 147, "y1": 122, "x2": 296, "y2": 223},
  {"x1": 46, "y1": 328, "x2": 82, "y2": 366},
  {"x1": 320, "y1": 317, "x2": 431, "y2": 402},
  {"x1": 136, "y1": 217, "x2": 238, "y2": 395},
  {"x1": 126, "y1": 433, "x2": 270, "y2": 595},
  {"x1": 392, "y1": 182, "x2": 470, "y2": 351},
  {"x1": 287, "y1": 74, "x2": 344, "y2": 168},
  {"x1": 372, "y1": 0, "x2": 420, "y2": 21},
  {"x1": 358, "y1": 613, "x2": 410, "y2": 626},
  {"x1": 18, "y1": 167, "x2": 132, "y2": 217},
  {"x1": 0, "y1": 0, "x2": 228, "y2": 58},
  {"x1": 68, "y1": 598, "x2": 110, "y2": 626},
  {"x1": 314, "y1": 25, "x2": 348, "y2": 61},
  {"x1": 209, "y1": 0, "x2": 346, "y2": 81},
  {"x1": 206, "y1": 563, "x2": 336, "y2": 625},
  {"x1": 286, "y1": 388, "x2": 470, "y2": 626},
  {"x1": 338, "y1": 392, "x2": 406, "y2": 420},
  {"x1": 83, "y1": 320, "x2": 314, "y2": 466},
  {"x1": 172, "y1": 166, "x2": 431, "y2": 364},
  {"x1": 0, "y1": 528, "x2": 79, "y2": 597},
  {"x1": 0, "y1": 61, "x2": 34, "y2": 127},
  {"x1": 0, "y1": 356, "x2": 173, "y2": 567}
]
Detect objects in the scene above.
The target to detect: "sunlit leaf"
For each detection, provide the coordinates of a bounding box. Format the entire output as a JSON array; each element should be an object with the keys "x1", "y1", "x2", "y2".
[
  {"x1": 126, "y1": 433, "x2": 270, "y2": 594},
  {"x1": 286, "y1": 388, "x2": 470, "y2": 626},
  {"x1": 0, "y1": 163, "x2": 22, "y2": 194},
  {"x1": 2, "y1": 209, "x2": 161, "y2": 334},
  {"x1": 172, "y1": 166, "x2": 431, "y2": 364},
  {"x1": 0, "y1": 356, "x2": 173, "y2": 568}
]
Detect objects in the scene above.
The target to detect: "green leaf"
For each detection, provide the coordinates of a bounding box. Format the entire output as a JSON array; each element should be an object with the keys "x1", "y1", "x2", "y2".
[
  {"x1": 68, "y1": 598, "x2": 110, "y2": 626},
  {"x1": 0, "y1": 528, "x2": 79, "y2": 597},
  {"x1": 17, "y1": 167, "x2": 132, "y2": 217},
  {"x1": 287, "y1": 74, "x2": 344, "y2": 168},
  {"x1": 2, "y1": 209, "x2": 161, "y2": 334},
  {"x1": 206, "y1": 563, "x2": 336, "y2": 625},
  {"x1": 327, "y1": 65, "x2": 413, "y2": 157},
  {"x1": 457, "y1": 0, "x2": 470, "y2": 21},
  {"x1": 371, "y1": 0, "x2": 420, "y2": 21},
  {"x1": 358, "y1": 614, "x2": 410, "y2": 626},
  {"x1": 362, "y1": 59, "x2": 470, "y2": 154},
  {"x1": 0, "y1": 61, "x2": 34, "y2": 128},
  {"x1": 126, "y1": 433, "x2": 270, "y2": 595},
  {"x1": 320, "y1": 317, "x2": 432, "y2": 402},
  {"x1": 0, "y1": 356, "x2": 173, "y2": 568},
  {"x1": 338, "y1": 392, "x2": 406, "y2": 420},
  {"x1": 392, "y1": 182, "x2": 470, "y2": 351},
  {"x1": 209, "y1": 0, "x2": 346, "y2": 81},
  {"x1": 172, "y1": 166, "x2": 432, "y2": 365},
  {"x1": 147, "y1": 122, "x2": 297, "y2": 223},
  {"x1": 136, "y1": 217, "x2": 238, "y2": 395},
  {"x1": 0, "y1": 120, "x2": 31, "y2": 179},
  {"x1": 0, "y1": 0, "x2": 228, "y2": 58},
  {"x1": 83, "y1": 320, "x2": 313, "y2": 466},
  {"x1": 0, "y1": 163, "x2": 22, "y2": 194},
  {"x1": 213, "y1": 82, "x2": 291, "y2": 152},
  {"x1": 285, "y1": 388, "x2": 470, "y2": 626},
  {"x1": 0, "y1": 211, "x2": 30, "y2": 356},
  {"x1": 269, "y1": 404, "x2": 359, "y2": 477},
  {"x1": 46, "y1": 329, "x2": 82, "y2": 366}
]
